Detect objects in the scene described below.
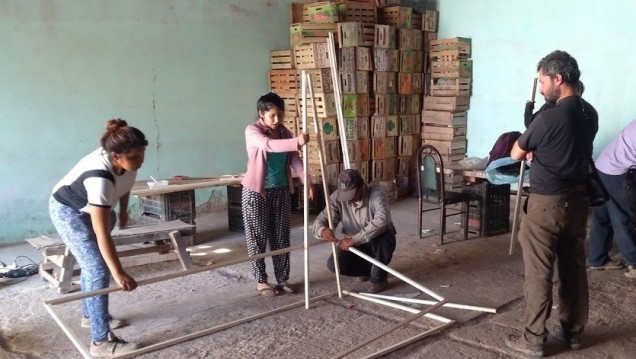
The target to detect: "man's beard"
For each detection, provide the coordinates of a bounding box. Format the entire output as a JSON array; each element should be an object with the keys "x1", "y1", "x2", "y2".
[{"x1": 545, "y1": 85, "x2": 561, "y2": 103}]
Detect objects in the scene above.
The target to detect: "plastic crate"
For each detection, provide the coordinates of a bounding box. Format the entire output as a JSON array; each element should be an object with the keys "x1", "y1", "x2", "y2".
[
  {"x1": 462, "y1": 182, "x2": 510, "y2": 236},
  {"x1": 139, "y1": 190, "x2": 195, "y2": 225}
]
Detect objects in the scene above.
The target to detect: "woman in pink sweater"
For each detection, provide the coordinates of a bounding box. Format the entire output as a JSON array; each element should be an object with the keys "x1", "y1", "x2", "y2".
[{"x1": 241, "y1": 92, "x2": 314, "y2": 297}]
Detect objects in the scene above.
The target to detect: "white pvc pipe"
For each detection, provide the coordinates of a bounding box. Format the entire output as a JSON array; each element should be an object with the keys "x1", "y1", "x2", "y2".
[
  {"x1": 343, "y1": 290, "x2": 452, "y2": 323},
  {"x1": 348, "y1": 247, "x2": 445, "y2": 302},
  {"x1": 332, "y1": 298, "x2": 448, "y2": 359},
  {"x1": 327, "y1": 32, "x2": 350, "y2": 169},
  {"x1": 359, "y1": 292, "x2": 497, "y2": 313},
  {"x1": 307, "y1": 74, "x2": 342, "y2": 299},
  {"x1": 301, "y1": 70, "x2": 310, "y2": 309},
  {"x1": 363, "y1": 320, "x2": 456, "y2": 359}
]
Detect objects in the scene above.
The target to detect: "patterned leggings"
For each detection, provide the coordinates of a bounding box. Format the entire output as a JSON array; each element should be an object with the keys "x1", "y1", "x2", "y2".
[
  {"x1": 49, "y1": 196, "x2": 116, "y2": 343},
  {"x1": 241, "y1": 187, "x2": 291, "y2": 284}
]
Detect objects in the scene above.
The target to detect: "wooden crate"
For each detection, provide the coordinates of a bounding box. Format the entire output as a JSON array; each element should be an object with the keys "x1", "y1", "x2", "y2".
[
  {"x1": 424, "y1": 96, "x2": 470, "y2": 112},
  {"x1": 398, "y1": 73, "x2": 413, "y2": 94},
  {"x1": 412, "y1": 29, "x2": 423, "y2": 51},
  {"x1": 372, "y1": 137, "x2": 397, "y2": 159},
  {"x1": 355, "y1": 47, "x2": 372, "y2": 70},
  {"x1": 380, "y1": 6, "x2": 412, "y2": 29},
  {"x1": 269, "y1": 70, "x2": 298, "y2": 93},
  {"x1": 431, "y1": 60, "x2": 473, "y2": 79},
  {"x1": 345, "y1": 117, "x2": 370, "y2": 140},
  {"x1": 283, "y1": 117, "x2": 298, "y2": 136},
  {"x1": 422, "y1": 138, "x2": 467, "y2": 155},
  {"x1": 350, "y1": 161, "x2": 370, "y2": 183},
  {"x1": 299, "y1": 117, "x2": 339, "y2": 141},
  {"x1": 441, "y1": 154, "x2": 466, "y2": 165},
  {"x1": 399, "y1": 51, "x2": 416, "y2": 73},
  {"x1": 429, "y1": 37, "x2": 472, "y2": 61},
  {"x1": 298, "y1": 92, "x2": 337, "y2": 117},
  {"x1": 430, "y1": 78, "x2": 471, "y2": 96},
  {"x1": 413, "y1": 114, "x2": 421, "y2": 134},
  {"x1": 399, "y1": 114, "x2": 416, "y2": 135},
  {"x1": 424, "y1": 31, "x2": 438, "y2": 53},
  {"x1": 336, "y1": 0, "x2": 377, "y2": 24},
  {"x1": 340, "y1": 47, "x2": 372, "y2": 71},
  {"x1": 422, "y1": 110, "x2": 468, "y2": 127},
  {"x1": 423, "y1": 10, "x2": 438, "y2": 32},
  {"x1": 279, "y1": 92, "x2": 298, "y2": 116},
  {"x1": 343, "y1": 94, "x2": 370, "y2": 117},
  {"x1": 303, "y1": 1, "x2": 339, "y2": 23},
  {"x1": 371, "y1": 158, "x2": 397, "y2": 181},
  {"x1": 362, "y1": 23, "x2": 375, "y2": 47},
  {"x1": 340, "y1": 47, "x2": 355, "y2": 71},
  {"x1": 398, "y1": 135, "x2": 417, "y2": 156},
  {"x1": 398, "y1": 95, "x2": 410, "y2": 115},
  {"x1": 411, "y1": 11, "x2": 422, "y2": 31},
  {"x1": 341, "y1": 70, "x2": 357, "y2": 94},
  {"x1": 294, "y1": 42, "x2": 331, "y2": 69},
  {"x1": 338, "y1": 22, "x2": 364, "y2": 47},
  {"x1": 297, "y1": 68, "x2": 333, "y2": 93},
  {"x1": 374, "y1": 71, "x2": 397, "y2": 94},
  {"x1": 290, "y1": 23, "x2": 338, "y2": 47},
  {"x1": 423, "y1": 73, "x2": 431, "y2": 95},
  {"x1": 374, "y1": 48, "x2": 399, "y2": 72},
  {"x1": 412, "y1": 73, "x2": 423, "y2": 94},
  {"x1": 397, "y1": 156, "x2": 411, "y2": 176},
  {"x1": 290, "y1": 2, "x2": 305, "y2": 24},
  {"x1": 374, "y1": 25, "x2": 396, "y2": 49},
  {"x1": 398, "y1": 28, "x2": 414, "y2": 51},
  {"x1": 355, "y1": 71, "x2": 371, "y2": 94},
  {"x1": 347, "y1": 139, "x2": 371, "y2": 162},
  {"x1": 409, "y1": 94, "x2": 422, "y2": 115},
  {"x1": 270, "y1": 49, "x2": 296, "y2": 70},
  {"x1": 421, "y1": 124, "x2": 467, "y2": 141},
  {"x1": 371, "y1": 116, "x2": 386, "y2": 138},
  {"x1": 375, "y1": 94, "x2": 398, "y2": 115},
  {"x1": 308, "y1": 162, "x2": 341, "y2": 187},
  {"x1": 306, "y1": 139, "x2": 341, "y2": 164}
]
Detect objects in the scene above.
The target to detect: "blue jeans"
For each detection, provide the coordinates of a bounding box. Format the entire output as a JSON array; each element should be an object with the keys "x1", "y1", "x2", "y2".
[
  {"x1": 588, "y1": 171, "x2": 636, "y2": 266},
  {"x1": 49, "y1": 196, "x2": 116, "y2": 343}
]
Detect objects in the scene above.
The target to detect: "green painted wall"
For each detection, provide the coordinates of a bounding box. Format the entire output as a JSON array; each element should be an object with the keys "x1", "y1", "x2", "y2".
[
  {"x1": 437, "y1": 0, "x2": 636, "y2": 158},
  {"x1": 0, "y1": 0, "x2": 295, "y2": 244}
]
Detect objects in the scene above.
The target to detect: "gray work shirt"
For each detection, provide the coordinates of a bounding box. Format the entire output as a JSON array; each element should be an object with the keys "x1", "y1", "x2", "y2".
[{"x1": 312, "y1": 184, "x2": 396, "y2": 244}]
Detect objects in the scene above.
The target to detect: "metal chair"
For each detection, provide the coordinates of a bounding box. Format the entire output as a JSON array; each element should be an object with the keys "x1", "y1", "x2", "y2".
[{"x1": 417, "y1": 144, "x2": 473, "y2": 244}]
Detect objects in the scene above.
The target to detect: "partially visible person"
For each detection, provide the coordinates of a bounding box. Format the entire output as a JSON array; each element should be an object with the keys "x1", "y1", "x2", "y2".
[
  {"x1": 49, "y1": 119, "x2": 147, "y2": 357},
  {"x1": 588, "y1": 119, "x2": 636, "y2": 277},
  {"x1": 313, "y1": 169, "x2": 397, "y2": 293},
  {"x1": 524, "y1": 81, "x2": 586, "y2": 128},
  {"x1": 506, "y1": 50, "x2": 598, "y2": 357},
  {"x1": 242, "y1": 92, "x2": 313, "y2": 297}
]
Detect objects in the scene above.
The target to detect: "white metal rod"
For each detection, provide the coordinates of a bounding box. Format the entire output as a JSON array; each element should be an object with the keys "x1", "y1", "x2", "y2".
[
  {"x1": 509, "y1": 161, "x2": 526, "y2": 255},
  {"x1": 359, "y1": 292, "x2": 497, "y2": 313},
  {"x1": 348, "y1": 247, "x2": 445, "y2": 302},
  {"x1": 307, "y1": 73, "x2": 342, "y2": 299},
  {"x1": 111, "y1": 293, "x2": 335, "y2": 359},
  {"x1": 343, "y1": 290, "x2": 452, "y2": 323},
  {"x1": 332, "y1": 298, "x2": 448, "y2": 359},
  {"x1": 45, "y1": 240, "x2": 329, "y2": 306},
  {"x1": 43, "y1": 303, "x2": 92, "y2": 359},
  {"x1": 363, "y1": 320, "x2": 456, "y2": 359},
  {"x1": 301, "y1": 70, "x2": 310, "y2": 309},
  {"x1": 327, "y1": 32, "x2": 350, "y2": 169}
]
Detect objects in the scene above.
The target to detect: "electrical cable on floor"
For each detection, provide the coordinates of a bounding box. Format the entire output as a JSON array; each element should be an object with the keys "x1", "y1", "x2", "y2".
[{"x1": 0, "y1": 255, "x2": 39, "y2": 285}]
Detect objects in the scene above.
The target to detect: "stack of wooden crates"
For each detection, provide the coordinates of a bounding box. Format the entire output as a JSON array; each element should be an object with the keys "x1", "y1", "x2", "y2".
[
  {"x1": 268, "y1": 1, "x2": 439, "y2": 200},
  {"x1": 422, "y1": 37, "x2": 472, "y2": 191}
]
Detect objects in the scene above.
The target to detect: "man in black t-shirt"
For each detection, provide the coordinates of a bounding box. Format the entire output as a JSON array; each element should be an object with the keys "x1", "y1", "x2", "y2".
[{"x1": 505, "y1": 51, "x2": 598, "y2": 357}]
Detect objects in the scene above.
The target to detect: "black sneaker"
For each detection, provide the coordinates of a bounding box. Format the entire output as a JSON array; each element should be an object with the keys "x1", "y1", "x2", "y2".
[
  {"x1": 89, "y1": 332, "x2": 138, "y2": 358},
  {"x1": 549, "y1": 326, "x2": 581, "y2": 350},
  {"x1": 504, "y1": 333, "x2": 544, "y2": 358},
  {"x1": 368, "y1": 281, "x2": 388, "y2": 293}
]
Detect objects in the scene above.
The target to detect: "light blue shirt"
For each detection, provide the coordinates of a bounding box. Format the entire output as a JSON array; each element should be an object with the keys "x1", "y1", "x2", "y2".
[{"x1": 595, "y1": 119, "x2": 636, "y2": 175}]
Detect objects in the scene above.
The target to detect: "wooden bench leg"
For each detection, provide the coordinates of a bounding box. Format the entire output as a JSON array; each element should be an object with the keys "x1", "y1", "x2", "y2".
[{"x1": 168, "y1": 230, "x2": 193, "y2": 270}]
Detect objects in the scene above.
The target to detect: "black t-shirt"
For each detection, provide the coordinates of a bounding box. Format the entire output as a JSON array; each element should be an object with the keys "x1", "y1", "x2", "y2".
[{"x1": 518, "y1": 96, "x2": 598, "y2": 195}]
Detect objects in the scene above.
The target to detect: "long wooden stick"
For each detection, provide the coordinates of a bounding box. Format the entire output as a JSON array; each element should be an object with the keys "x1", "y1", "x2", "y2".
[
  {"x1": 509, "y1": 161, "x2": 526, "y2": 255},
  {"x1": 307, "y1": 73, "x2": 343, "y2": 299},
  {"x1": 348, "y1": 247, "x2": 445, "y2": 302},
  {"x1": 343, "y1": 290, "x2": 452, "y2": 323},
  {"x1": 43, "y1": 304, "x2": 91, "y2": 359},
  {"x1": 359, "y1": 292, "x2": 497, "y2": 313},
  {"x1": 327, "y1": 32, "x2": 350, "y2": 169},
  {"x1": 332, "y1": 298, "x2": 448, "y2": 359},
  {"x1": 301, "y1": 70, "x2": 311, "y2": 309},
  {"x1": 45, "y1": 240, "x2": 329, "y2": 306}
]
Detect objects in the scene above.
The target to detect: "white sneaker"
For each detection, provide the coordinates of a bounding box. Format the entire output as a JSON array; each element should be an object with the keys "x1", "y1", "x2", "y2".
[{"x1": 89, "y1": 332, "x2": 137, "y2": 358}]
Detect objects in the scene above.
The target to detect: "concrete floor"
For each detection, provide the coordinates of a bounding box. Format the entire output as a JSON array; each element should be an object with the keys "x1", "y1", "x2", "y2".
[{"x1": 1, "y1": 196, "x2": 635, "y2": 359}]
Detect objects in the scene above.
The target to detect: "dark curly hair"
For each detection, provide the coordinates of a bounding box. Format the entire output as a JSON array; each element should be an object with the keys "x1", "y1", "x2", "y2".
[
  {"x1": 257, "y1": 92, "x2": 285, "y2": 114},
  {"x1": 536, "y1": 50, "x2": 580, "y2": 84}
]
